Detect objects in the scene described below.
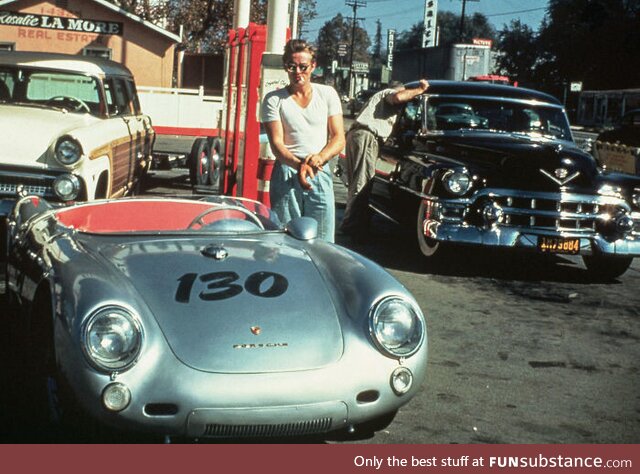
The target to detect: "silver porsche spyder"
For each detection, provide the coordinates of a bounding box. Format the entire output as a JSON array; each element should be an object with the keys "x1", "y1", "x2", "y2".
[{"x1": 4, "y1": 194, "x2": 427, "y2": 442}]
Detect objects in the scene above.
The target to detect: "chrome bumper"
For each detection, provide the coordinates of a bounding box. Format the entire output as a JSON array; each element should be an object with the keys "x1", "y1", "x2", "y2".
[
  {"x1": 424, "y1": 188, "x2": 640, "y2": 256},
  {"x1": 427, "y1": 221, "x2": 640, "y2": 255}
]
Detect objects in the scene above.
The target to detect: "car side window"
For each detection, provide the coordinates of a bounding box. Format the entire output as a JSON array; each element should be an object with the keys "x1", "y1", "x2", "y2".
[
  {"x1": 105, "y1": 77, "x2": 132, "y2": 116},
  {"x1": 0, "y1": 70, "x2": 15, "y2": 101},
  {"x1": 124, "y1": 79, "x2": 141, "y2": 115},
  {"x1": 392, "y1": 99, "x2": 423, "y2": 148},
  {"x1": 398, "y1": 100, "x2": 422, "y2": 133}
]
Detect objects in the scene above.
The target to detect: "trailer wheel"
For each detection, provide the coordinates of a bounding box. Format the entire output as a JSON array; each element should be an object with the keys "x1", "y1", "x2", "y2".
[
  {"x1": 210, "y1": 138, "x2": 223, "y2": 191},
  {"x1": 189, "y1": 138, "x2": 212, "y2": 186}
]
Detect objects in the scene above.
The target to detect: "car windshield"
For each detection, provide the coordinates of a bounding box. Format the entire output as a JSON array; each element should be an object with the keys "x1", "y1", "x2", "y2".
[
  {"x1": 0, "y1": 66, "x2": 103, "y2": 116},
  {"x1": 52, "y1": 196, "x2": 283, "y2": 235},
  {"x1": 425, "y1": 96, "x2": 572, "y2": 140}
]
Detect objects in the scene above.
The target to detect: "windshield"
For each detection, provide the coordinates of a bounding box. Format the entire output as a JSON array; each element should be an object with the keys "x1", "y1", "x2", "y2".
[
  {"x1": 52, "y1": 196, "x2": 283, "y2": 235},
  {"x1": 0, "y1": 66, "x2": 103, "y2": 116},
  {"x1": 425, "y1": 96, "x2": 572, "y2": 140}
]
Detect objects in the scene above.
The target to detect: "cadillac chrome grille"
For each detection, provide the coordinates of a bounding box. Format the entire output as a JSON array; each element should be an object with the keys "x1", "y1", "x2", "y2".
[
  {"x1": 491, "y1": 195, "x2": 617, "y2": 232},
  {"x1": 202, "y1": 418, "x2": 332, "y2": 438},
  {"x1": 450, "y1": 188, "x2": 639, "y2": 234}
]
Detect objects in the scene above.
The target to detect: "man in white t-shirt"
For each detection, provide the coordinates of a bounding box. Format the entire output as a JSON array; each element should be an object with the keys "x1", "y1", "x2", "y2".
[
  {"x1": 340, "y1": 79, "x2": 429, "y2": 240},
  {"x1": 261, "y1": 39, "x2": 345, "y2": 243}
]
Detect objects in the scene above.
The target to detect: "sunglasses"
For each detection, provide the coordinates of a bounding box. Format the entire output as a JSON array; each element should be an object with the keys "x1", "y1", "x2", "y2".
[{"x1": 285, "y1": 62, "x2": 311, "y2": 73}]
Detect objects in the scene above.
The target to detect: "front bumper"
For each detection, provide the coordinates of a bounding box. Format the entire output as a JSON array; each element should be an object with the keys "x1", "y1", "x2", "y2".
[
  {"x1": 60, "y1": 330, "x2": 428, "y2": 439},
  {"x1": 423, "y1": 188, "x2": 640, "y2": 256},
  {"x1": 0, "y1": 164, "x2": 83, "y2": 202}
]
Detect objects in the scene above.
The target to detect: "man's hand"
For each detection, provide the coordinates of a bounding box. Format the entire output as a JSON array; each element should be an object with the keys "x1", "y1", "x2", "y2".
[
  {"x1": 305, "y1": 153, "x2": 325, "y2": 170},
  {"x1": 297, "y1": 154, "x2": 324, "y2": 190},
  {"x1": 298, "y1": 161, "x2": 316, "y2": 190},
  {"x1": 417, "y1": 79, "x2": 429, "y2": 92}
]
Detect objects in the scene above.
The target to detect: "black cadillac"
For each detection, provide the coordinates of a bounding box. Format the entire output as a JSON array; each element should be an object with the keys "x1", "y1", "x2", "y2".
[{"x1": 367, "y1": 80, "x2": 640, "y2": 280}]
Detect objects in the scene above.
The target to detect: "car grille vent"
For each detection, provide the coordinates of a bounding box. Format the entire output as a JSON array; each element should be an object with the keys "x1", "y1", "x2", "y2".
[
  {"x1": 493, "y1": 195, "x2": 628, "y2": 232},
  {"x1": 201, "y1": 418, "x2": 333, "y2": 438},
  {"x1": 0, "y1": 182, "x2": 51, "y2": 197}
]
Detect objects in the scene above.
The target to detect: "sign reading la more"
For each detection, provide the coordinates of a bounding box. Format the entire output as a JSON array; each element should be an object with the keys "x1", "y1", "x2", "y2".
[{"x1": 0, "y1": 11, "x2": 124, "y2": 35}]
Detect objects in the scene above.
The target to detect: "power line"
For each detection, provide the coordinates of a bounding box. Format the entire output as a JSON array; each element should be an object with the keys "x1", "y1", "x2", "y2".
[
  {"x1": 346, "y1": 0, "x2": 366, "y2": 96},
  {"x1": 485, "y1": 7, "x2": 547, "y2": 18}
]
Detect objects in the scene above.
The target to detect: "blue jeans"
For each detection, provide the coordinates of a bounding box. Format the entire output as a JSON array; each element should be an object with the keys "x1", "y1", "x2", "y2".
[{"x1": 269, "y1": 161, "x2": 335, "y2": 242}]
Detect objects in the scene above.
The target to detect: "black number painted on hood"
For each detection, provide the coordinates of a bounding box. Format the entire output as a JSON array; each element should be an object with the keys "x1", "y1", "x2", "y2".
[{"x1": 175, "y1": 271, "x2": 288, "y2": 303}]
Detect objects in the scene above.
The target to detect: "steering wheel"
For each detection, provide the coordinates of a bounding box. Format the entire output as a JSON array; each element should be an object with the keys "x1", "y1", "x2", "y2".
[
  {"x1": 45, "y1": 95, "x2": 91, "y2": 113},
  {"x1": 187, "y1": 205, "x2": 265, "y2": 230}
]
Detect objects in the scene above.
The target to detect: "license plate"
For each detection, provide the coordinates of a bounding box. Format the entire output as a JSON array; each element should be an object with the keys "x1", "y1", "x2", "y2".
[{"x1": 537, "y1": 236, "x2": 580, "y2": 254}]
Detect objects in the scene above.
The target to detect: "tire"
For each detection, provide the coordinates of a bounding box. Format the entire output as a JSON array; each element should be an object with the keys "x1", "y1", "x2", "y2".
[
  {"x1": 582, "y1": 254, "x2": 633, "y2": 281},
  {"x1": 26, "y1": 288, "x2": 65, "y2": 441},
  {"x1": 416, "y1": 199, "x2": 447, "y2": 259},
  {"x1": 189, "y1": 138, "x2": 212, "y2": 187},
  {"x1": 209, "y1": 137, "x2": 224, "y2": 191}
]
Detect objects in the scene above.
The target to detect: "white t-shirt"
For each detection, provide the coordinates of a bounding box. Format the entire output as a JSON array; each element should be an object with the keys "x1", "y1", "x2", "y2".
[{"x1": 261, "y1": 83, "x2": 342, "y2": 159}]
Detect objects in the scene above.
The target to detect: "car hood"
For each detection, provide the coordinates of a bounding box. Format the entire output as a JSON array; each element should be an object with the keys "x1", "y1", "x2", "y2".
[
  {"x1": 0, "y1": 104, "x2": 95, "y2": 166},
  {"x1": 423, "y1": 132, "x2": 599, "y2": 191},
  {"x1": 98, "y1": 237, "x2": 344, "y2": 373}
]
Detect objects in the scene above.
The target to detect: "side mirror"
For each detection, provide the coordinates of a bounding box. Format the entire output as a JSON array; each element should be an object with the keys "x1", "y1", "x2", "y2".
[{"x1": 285, "y1": 217, "x2": 318, "y2": 241}]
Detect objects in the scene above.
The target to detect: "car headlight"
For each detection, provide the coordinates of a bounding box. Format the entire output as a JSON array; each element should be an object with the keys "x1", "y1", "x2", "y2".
[
  {"x1": 82, "y1": 305, "x2": 143, "y2": 372},
  {"x1": 53, "y1": 174, "x2": 81, "y2": 201},
  {"x1": 55, "y1": 136, "x2": 82, "y2": 165},
  {"x1": 369, "y1": 296, "x2": 425, "y2": 358},
  {"x1": 632, "y1": 190, "x2": 640, "y2": 208},
  {"x1": 442, "y1": 170, "x2": 472, "y2": 195}
]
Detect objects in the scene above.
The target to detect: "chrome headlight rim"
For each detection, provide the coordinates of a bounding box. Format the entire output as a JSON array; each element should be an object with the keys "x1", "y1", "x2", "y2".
[
  {"x1": 55, "y1": 136, "x2": 83, "y2": 166},
  {"x1": 82, "y1": 304, "x2": 143, "y2": 373},
  {"x1": 53, "y1": 174, "x2": 81, "y2": 201},
  {"x1": 368, "y1": 295, "x2": 426, "y2": 359},
  {"x1": 442, "y1": 169, "x2": 472, "y2": 196}
]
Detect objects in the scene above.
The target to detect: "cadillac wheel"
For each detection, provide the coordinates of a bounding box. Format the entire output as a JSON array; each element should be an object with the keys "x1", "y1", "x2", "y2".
[
  {"x1": 582, "y1": 253, "x2": 634, "y2": 282},
  {"x1": 416, "y1": 199, "x2": 448, "y2": 259}
]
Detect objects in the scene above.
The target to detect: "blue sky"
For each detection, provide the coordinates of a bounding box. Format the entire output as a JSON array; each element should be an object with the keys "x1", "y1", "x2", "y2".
[{"x1": 303, "y1": 0, "x2": 549, "y2": 41}]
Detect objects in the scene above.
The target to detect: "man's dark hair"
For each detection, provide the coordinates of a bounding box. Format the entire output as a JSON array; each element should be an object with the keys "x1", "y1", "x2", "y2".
[{"x1": 283, "y1": 39, "x2": 316, "y2": 64}]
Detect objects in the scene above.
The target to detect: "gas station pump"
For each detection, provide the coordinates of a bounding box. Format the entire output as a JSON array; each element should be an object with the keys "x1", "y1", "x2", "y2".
[
  {"x1": 220, "y1": 24, "x2": 267, "y2": 200},
  {"x1": 219, "y1": 0, "x2": 291, "y2": 207}
]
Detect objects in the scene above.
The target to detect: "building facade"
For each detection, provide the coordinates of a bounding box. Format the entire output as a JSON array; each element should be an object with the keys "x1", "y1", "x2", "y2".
[{"x1": 0, "y1": 0, "x2": 180, "y2": 87}]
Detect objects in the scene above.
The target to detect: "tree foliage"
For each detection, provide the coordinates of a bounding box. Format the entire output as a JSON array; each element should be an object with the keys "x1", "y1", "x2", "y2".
[
  {"x1": 495, "y1": 0, "x2": 640, "y2": 92},
  {"x1": 536, "y1": 0, "x2": 640, "y2": 90},
  {"x1": 107, "y1": 0, "x2": 318, "y2": 53},
  {"x1": 395, "y1": 11, "x2": 496, "y2": 50},
  {"x1": 495, "y1": 20, "x2": 539, "y2": 86},
  {"x1": 315, "y1": 13, "x2": 371, "y2": 68}
]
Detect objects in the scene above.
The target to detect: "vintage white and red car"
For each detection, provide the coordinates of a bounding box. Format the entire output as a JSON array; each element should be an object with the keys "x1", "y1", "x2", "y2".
[{"x1": 0, "y1": 50, "x2": 154, "y2": 213}]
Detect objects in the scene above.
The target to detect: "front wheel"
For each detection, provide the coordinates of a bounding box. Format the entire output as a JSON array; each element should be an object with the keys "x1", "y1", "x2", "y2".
[
  {"x1": 582, "y1": 254, "x2": 633, "y2": 281},
  {"x1": 416, "y1": 200, "x2": 446, "y2": 258}
]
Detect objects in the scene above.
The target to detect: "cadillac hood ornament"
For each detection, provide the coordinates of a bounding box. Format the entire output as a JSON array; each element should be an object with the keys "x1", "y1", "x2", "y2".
[{"x1": 540, "y1": 167, "x2": 580, "y2": 186}]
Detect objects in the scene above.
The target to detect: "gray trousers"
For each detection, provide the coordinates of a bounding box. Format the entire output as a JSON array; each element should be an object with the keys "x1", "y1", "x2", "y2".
[{"x1": 340, "y1": 127, "x2": 378, "y2": 233}]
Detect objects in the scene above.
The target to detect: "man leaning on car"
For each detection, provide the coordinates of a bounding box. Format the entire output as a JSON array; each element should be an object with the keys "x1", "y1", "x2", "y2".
[{"x1": 340, "y1": 79, "x2": 430, "y2": 241}]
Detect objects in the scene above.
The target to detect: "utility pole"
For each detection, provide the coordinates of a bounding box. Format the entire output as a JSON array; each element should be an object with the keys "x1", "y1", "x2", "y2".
[
  {"x1": 458, "y1": 0, "x2": 479, "y2": 42},
  {"x1": 346, "y1": 0, "x2": 366, "y2": 98}
]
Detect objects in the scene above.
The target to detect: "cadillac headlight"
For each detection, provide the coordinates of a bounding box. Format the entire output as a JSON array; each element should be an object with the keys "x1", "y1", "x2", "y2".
[
  {"x1": 369, "y1": 296, "x2": 425, "y2": 358},
  {"x1": 83, "y1": 306, "x2": 143, "y2": 372},
  {"x1": 55, "y1": 136, "x2": 82, "y2": 165},
  {"x1": 53, "y1": 174, "x2": 80, "y2": 201},
  {"x1": 442, "y1": 170, "x2": 472, "y2": 196}
]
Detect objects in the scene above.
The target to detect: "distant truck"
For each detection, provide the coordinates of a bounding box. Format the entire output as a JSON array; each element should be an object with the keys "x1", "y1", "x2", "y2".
[
  {"x1": 392, "y1": 43, "x2": 493, "y2": 83},
  {"x1": 138, "y1": 86, "x2": 224, "y2": 189},
  {"x1": 592, "y1": 109, "x2": 640, "y2": 175}
]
